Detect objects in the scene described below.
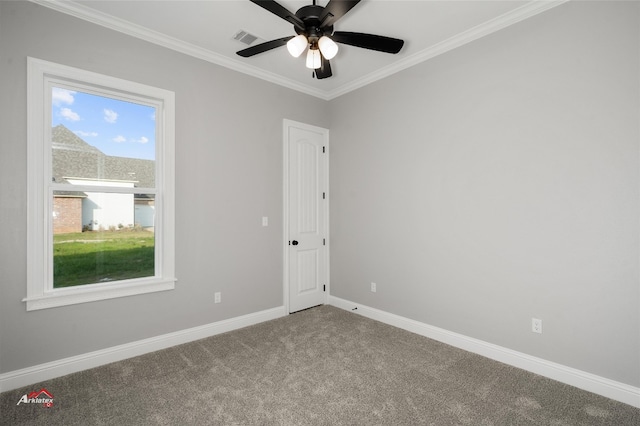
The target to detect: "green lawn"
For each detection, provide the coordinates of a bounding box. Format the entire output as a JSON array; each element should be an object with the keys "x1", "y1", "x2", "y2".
[{"x1": 53, "y1": 230, "x2": 154, "y2": 288}]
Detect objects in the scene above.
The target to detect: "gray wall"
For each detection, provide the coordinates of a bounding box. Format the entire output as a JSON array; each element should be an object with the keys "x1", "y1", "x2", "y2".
[
  {"x1": 1, "y1": 0, "x2": 638, "y2": 390},
  {"x1": 0, "y1": 1, "x2": 329, "y2": 373},
  {"x1": 328, "y1": 1, "x2": 639, "y2": 387}
]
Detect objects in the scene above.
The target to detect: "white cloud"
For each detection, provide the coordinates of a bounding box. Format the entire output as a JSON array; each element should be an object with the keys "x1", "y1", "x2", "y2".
[
  {"x1": 60, "y1": 108, "x2": 80, "y2": 122},
  {"x1": 113, "y1": 135, "x2": 126, "y2": 143},
  {"x1": 131, "y1": 136, "x2": 149, "y2": 144},
  {"x1": 52, "y1": 88, "x2": 75, "y2": 106},
  {"x1": 104, "y1": 109, "x2": 118, "y2": 124},
  {"x1": 74, "y1": 130, "x2": 98, "y2": 138}
]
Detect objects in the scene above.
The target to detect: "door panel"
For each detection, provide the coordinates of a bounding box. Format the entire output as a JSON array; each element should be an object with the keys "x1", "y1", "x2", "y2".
[
  {"x1": 286, "y1": 121, "x2": 328, "y2": 313},
  {"x1": 297, "y1": 141, "x2": 319, "y2": 235},
  {"x1": 296, "y1": 248, "x2": 319, "y2": 293}
]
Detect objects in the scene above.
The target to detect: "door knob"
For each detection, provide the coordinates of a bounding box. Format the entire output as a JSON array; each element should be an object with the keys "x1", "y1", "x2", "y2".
[{"x1": 291, "y1": 240, "x2": 299, "y2": 245}]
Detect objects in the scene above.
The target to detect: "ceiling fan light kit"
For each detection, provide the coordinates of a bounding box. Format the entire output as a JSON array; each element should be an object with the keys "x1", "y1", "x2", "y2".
[{"x1": 237, "y1": 0, "x2": 404, "y2": 79}]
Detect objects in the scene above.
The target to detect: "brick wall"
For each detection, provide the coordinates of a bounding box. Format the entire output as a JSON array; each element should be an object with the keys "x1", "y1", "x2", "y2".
[{"x1": 53, "y1": 196, "x2": 83, "y2": 234}]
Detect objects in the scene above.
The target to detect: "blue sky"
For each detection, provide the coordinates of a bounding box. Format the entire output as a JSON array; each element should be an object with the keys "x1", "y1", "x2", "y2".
[{"x1": 52, "y1": 87, "x2": 156, "y2": 160}]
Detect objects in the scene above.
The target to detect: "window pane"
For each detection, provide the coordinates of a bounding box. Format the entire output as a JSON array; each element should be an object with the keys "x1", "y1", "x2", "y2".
[
  {"x1": 53, "y1": 191, "x2": 155, "y2": 288},
  {"x1": 51, "y1": 87, "x2": 156, "y2": 188},
  {"x1": 50, "y1": 88, "x2": 157, "y2": 288}
]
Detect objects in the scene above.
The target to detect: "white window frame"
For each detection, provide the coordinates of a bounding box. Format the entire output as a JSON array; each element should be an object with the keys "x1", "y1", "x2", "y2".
[{"x1": 25, "y1": 57, "x2": 176, "y2": 311}]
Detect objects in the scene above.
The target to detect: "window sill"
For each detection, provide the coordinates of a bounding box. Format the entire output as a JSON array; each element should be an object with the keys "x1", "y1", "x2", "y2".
[{"x1": 23, "y1": 277, "x2": 176, "y2": 311}]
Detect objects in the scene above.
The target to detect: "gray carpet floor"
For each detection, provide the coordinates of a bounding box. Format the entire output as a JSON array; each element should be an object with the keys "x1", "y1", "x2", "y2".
[{"x1": 1, "y1": 305, "x2": 638, "y2": 425}]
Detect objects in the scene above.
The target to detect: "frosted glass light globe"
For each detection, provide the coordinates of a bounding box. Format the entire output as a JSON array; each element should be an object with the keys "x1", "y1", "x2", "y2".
[
  {"x1": 287, "y1": 34, "x2": 308, "y2": 58},
  {"x1": 318, "y1": 36, "x2": 338, "y2": 60},
  {"x1": 305, "y1": 48, "x2": 322, "y2": 69}
]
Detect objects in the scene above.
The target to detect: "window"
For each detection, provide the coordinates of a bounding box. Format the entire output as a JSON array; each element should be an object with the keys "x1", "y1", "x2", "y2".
[{"x1": 26, "y1": 57, "x2": 175, "y2": 311}]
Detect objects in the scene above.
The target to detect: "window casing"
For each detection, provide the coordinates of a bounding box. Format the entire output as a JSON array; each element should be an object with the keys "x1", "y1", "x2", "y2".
[{"x1": 26, "y1": 57, "x2": 175, "y2": 311}]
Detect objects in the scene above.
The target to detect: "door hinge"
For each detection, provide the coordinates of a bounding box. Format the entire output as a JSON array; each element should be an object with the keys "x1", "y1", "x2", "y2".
[
  {"x1": 323, "y1": 238, "x2": 325, "y2": 245},
  {"x1": 323, "y1": 284, "x2": 326, "y2": 292},
  {"x1": 322, "y1": 146, "x2": 325, "y2": 153},
  {"x1": 322, "y1": 192, "x2": 325, "y2": 199}
]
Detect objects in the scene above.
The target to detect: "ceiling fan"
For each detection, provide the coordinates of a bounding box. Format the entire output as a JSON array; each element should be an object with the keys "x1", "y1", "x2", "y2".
[{"x1": 236, "y1": 0, "x2": 405, "y2": 79}]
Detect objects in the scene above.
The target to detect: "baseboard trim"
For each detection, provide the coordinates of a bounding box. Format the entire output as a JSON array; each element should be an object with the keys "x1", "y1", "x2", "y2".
[
  {"x1": 328, "y1": 296, "x2": 640, "y2": 408},
  {"x1": 0, "y1": 306, "x2": 286, "y2": 393}
]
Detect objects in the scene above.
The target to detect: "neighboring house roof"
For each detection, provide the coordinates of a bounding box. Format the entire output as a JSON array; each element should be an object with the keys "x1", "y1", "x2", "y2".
[{"x1": 52, "y1": 125, "x2": 155, "y2": 198}]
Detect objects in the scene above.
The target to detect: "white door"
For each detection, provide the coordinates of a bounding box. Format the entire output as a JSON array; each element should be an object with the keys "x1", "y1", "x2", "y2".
[{"x1": 284, "y1": 120, "x2": 328, "y2": 313}]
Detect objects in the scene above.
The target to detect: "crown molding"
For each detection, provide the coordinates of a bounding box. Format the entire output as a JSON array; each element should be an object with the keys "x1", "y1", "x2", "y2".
[
  {"x1": 325, "y1": 0, "x2": 569, "y2": 99},
  {"x1": 31, "y1": 0, "x2": 568, "y2": 101},
  {"x1": 29, "y1": 0, "x2": 331, "y2": 100}
]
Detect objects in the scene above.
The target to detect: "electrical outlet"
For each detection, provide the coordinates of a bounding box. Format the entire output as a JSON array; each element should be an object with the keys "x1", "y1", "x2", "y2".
[
  {"x1": 532, "y1": 318, "x2": 542, "y2": 334},
  {"x1": 371, "y1": 282, "x2": 377, "y2": 293},
  {"x1": 214, "y1": 292, "x2": 221, "y2": 304}
]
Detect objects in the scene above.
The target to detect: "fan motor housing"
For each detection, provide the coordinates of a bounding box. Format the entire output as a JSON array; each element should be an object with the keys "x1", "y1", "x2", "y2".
[{"x1": 294, "y1": 5, "x2": 333, "y2": 40}]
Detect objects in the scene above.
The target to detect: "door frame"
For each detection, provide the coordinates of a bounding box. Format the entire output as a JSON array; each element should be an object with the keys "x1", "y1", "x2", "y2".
[{"x1": 282, "y1": 119, "x2": 330, "y2": 314}]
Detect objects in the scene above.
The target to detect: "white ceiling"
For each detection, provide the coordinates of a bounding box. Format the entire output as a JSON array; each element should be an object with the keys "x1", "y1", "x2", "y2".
[{"x1": 35, "y1": 0, "x2": 566, "y2": 100}]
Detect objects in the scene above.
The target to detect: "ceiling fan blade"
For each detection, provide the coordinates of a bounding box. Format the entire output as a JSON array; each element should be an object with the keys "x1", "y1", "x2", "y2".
[
  {"x1": 332, "y1": 31, "x2": 404, "y2": 54},
  {"x1": 320, "y1": 0, "x2": 361, "y2": 27},
  {"x1": 249, "y1": 0, "x2": 305, "y2": 32},
  {"x1": 315, "y1": 55, "x2": 332, "y2": 79},
  {"x1": 236, "y1": 36, "x2": 293, "y2": 57}
]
